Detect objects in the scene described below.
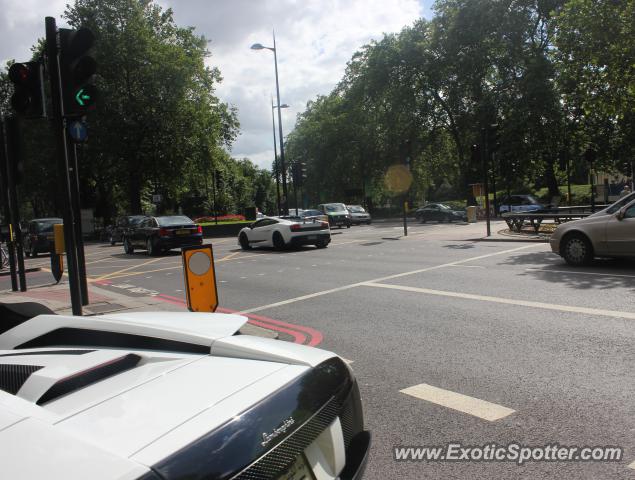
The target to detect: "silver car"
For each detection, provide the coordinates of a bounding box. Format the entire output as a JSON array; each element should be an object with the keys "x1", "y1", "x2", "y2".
[{"x1": 550, "y1": 193, "x2": 635, "y2": 265}]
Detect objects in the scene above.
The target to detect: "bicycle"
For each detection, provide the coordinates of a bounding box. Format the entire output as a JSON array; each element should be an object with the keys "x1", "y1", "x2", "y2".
[{"x1": 0, "y1": 243, "x2": 8, "y2": 270}]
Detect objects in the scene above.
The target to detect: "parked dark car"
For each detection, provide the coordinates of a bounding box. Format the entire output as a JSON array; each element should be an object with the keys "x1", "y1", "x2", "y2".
[
  {"x1": 23, "y1": 218, "x2": 63, "y2": 257},
  {"x1": 285, "y1": 209, "x2": 329, "y2": 222},
  {"x1": 107, "y1": 215, "x2": 147, "y2": 245},
  {"x1": 123, "y1": 215, "x2": 203, "y2": 255},
  {"x1": 415, "y1": 203, "x2": 466, "y2": 223},
  {"x1": 346, "y1": 205, "x2": 372, "y2": 225},
  {"x1": 317, "y1": 203, "x2": 352, "y2": 228},
  {"x1": 498, "y1": 194, "x2": 545, "y2": 213}
]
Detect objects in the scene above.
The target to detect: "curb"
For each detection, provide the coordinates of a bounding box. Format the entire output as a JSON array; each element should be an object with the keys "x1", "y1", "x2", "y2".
[
  {"x1": 468, "y1": 236, "x2": 549, "y2": 243},
  {"x1": 0, "y1": 267, "x2": 42, "y2": 277}
]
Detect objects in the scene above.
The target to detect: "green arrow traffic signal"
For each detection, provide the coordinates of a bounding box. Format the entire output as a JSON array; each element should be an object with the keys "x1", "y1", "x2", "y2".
[
  {"x1": 75, "y1": 88, "x2": 88, "y2": 106},
  {"x1": 74, "y1": 85, "x2": 96, "y2": 108}
]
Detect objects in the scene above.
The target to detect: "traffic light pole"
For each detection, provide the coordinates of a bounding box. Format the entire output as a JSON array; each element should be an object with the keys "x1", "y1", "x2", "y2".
[
  {"x1": 481, "y1": 128, "x2": 491, "y2": 237},
  {"x1": 2, "y1": 117, "x2": 27, "y2": 291},
  {"x1": 72, "y1": 143, "x2": 89, "y2": 304},
  {"x1": 0, "y1": 118, "x2": 18, "y2": 291},
  {"x1": 46, "y1": 16, "x2": 83, "y2": 315}
]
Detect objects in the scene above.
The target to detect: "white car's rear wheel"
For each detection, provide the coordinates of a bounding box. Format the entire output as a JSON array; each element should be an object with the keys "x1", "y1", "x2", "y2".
[
  {"x1": 272, "y1": 232, "x2": 286, "y2": 250},
  {"x1": 239, "y1": 233, "x2": 251, "y2": 250}
]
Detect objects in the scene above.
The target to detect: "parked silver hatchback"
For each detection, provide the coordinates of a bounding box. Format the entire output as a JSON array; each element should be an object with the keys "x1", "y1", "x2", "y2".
[{"x1": 550, "y1": 193, "x2": 635, "y2": 265}]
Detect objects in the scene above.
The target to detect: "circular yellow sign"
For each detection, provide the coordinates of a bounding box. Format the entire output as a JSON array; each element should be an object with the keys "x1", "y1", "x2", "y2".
[{"x1": 384, "y1": 165, "x2": 413, "y2": 194}]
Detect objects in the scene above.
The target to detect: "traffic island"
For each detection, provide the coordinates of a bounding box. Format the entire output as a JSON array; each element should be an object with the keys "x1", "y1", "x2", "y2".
[{"x1": 0, "y1": 281, "x2": 277, "y2": 339}]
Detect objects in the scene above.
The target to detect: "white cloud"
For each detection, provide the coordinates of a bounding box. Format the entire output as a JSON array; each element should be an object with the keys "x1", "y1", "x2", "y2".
[{"x1": 1, "y1": 0, "x2": 432, "y2": 168}]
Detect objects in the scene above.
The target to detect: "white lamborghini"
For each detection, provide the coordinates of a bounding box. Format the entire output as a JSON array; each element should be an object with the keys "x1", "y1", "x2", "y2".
[
  {"x1": 238, "y1": 216, "x2": 331, "y2": 250},
  {"x1": 0, "y1": 302, "x2": 370, "y2": 480}
]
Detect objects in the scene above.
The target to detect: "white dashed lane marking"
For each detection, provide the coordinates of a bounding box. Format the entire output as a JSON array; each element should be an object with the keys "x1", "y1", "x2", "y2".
[
  {"x1": 400, "y1": 384, "x2": 515, "y2": 421},
  {"x1": 364, "y1": 282, "x2": 635, "y2": 321},
  {"x1": 238, "y1": 244, "x2": 540, "y2": 315}
]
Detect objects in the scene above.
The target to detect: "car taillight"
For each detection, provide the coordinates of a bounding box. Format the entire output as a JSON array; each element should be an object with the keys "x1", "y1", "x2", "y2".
[
  {"x1": 290, "y1": 224, "x2": 301, "y2": 231},
  {"x1": 197, "y1": 225, "x2": 202, "y2": 234},
  {"x1": 159, "y1": 228, "x2": 170, "y2": 237}
]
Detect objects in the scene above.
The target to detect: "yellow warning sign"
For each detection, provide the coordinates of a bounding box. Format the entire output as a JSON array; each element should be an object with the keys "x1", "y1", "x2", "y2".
[
  {"x1": 54, "y1": 224, "x2": 65, "y2": 255},
  {"x1": 181, "y1": 244, "x2": 218, "y2": 312}
]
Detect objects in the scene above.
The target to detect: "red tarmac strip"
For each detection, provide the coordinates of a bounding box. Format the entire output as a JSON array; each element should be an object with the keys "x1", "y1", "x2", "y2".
[{"x1": 152, "y1": 294, "x2": 322, "y2": 346}]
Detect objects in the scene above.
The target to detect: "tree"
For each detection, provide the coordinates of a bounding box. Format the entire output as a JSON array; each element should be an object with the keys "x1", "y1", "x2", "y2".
[
  {"x1": 554, "y1": 0, "x2": 635, "y2": 174},
  {"x1": 63, "y1": 0, "x2": 239, "y2": 214}
]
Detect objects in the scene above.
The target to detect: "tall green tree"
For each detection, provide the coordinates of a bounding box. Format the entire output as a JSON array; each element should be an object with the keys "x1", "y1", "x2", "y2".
[{"x1": 63, "y1": 0, "x2": 239, "y2": 215}]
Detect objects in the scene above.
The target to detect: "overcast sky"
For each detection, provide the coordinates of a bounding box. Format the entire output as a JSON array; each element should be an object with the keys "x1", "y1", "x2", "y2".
[{"x1": 1, "y1": 0, "x2": 433, "y2": 169}]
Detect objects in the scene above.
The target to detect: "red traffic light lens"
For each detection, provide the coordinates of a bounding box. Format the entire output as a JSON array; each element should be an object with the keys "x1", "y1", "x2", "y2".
[{"x1": 8, "y1": 63, "x2": 32, "y2": 85}]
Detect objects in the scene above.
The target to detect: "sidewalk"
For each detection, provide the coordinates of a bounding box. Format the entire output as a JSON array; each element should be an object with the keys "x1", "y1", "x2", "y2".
[
  {"x1": 0, "y1": 280, "x2": 276, "y2": 339},
  {"x1": 467, "y1": 220, "x2": 550, "y2": 243}
]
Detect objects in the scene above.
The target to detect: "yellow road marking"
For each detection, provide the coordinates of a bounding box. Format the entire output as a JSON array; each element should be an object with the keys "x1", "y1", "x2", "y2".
[
  {"x1": 400, "y1": 384, "x2": 515, "y2": 421},
  {"x1": 219, "y1": 251, "x2": 242, "y2": 261},
  {"x1": 94, "y1": 257, "x2": 164, "y2": 281},
  {"x1": 87, "y1": 251, "x2": 272, "y2": 282}
]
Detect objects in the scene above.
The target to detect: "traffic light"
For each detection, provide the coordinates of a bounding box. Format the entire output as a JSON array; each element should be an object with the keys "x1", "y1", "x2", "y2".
[
  {"x1": 292, "y1": 162, "x2": 307, "y2": 187},
  {"x1": 59, "y1": 27, "x2": 97, "y2": 117},
  {"x1": 470, "y1": 144, "x2": 481, "y2": 166},
  {"x1": 8, "y1": 61, "x2": 45, "y2": 118}
]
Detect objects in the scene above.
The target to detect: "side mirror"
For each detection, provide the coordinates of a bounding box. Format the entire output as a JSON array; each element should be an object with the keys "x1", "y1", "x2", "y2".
[
  {"x1": 616, "y1": 206, "x2": 627, "y2": 220},
  {"x1": 249, "y1": 223, "x2": 254, "y2": 229}
]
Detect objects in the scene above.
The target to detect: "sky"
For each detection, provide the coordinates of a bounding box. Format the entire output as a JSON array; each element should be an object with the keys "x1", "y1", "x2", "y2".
[{"x1": 0, "y1": 0, "x2": 433, "y2": 169}]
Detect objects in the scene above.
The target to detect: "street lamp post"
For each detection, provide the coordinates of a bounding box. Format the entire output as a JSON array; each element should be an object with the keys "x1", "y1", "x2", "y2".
[
  {"x1": 252, "y1": 32, "x2": 289, "y2": 214},
  {"x1": 271, "y1": 100, "x2": 289, "y2": 215}
]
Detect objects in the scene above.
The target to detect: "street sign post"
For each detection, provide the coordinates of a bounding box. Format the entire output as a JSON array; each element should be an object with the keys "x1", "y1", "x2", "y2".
[{"x1": 68, "y1": 120, "x2": 88, "y2": 142}]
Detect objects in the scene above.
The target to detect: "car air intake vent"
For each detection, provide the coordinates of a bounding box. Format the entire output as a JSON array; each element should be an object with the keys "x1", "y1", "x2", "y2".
[
  {"x1": 0, "y1": 364, "x2": 44, "y2": 395},
  {"x1": 37, "y1": 353, "x2": 141, "y2": 405},
  {"x1": 0, "y1": 302, "x2": 56, "y2": 335},
  {"x1": 0, "y1": 350, "x2": 94, "y2": 358},
  {"x1": 16, "y1": 328, "x2": 210, "y2": 354}
]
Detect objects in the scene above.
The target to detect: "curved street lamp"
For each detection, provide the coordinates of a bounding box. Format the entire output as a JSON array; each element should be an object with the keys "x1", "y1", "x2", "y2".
[
  {"x1": 271, "y1": 100, "x2": 289, "y2": 215},
  {"x1": 251, "y1": 32, "x2": 289, "y2": 214}
]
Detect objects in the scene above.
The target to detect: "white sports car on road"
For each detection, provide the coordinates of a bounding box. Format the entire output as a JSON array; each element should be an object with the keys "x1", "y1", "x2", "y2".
[
  {"x1": 238, "y1": 216, "x2": 331, "y2": 250},
  {"x1": 0, "y1": 302, "x2": 370, "y2": 480}
]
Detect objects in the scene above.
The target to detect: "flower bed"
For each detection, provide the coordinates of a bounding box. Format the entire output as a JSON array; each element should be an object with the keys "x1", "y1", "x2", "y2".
[{"x1": 194, "y1": 214, "x2": 246, "y2": 223}]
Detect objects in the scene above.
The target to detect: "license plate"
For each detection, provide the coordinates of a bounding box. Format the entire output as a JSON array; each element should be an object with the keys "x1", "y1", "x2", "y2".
[
  {"x1": 307, "y1": 235, "x2": 317, "y2": 240},
  {"x1": 276, "y1": 454, "x2": 314, "y2": 480},
  {"x1": 176, "y1": 229, "x2": 190, "y2": 235}
]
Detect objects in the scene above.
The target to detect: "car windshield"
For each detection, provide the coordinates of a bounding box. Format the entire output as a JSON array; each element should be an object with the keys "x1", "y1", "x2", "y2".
[
  {"x1": 156, "y1": 215, "x2": 194, "y2": 226},
  {"x1": 302, "y1": 210, "x2": 321, "y2": 216},
  {"x1": 36, "y1": 221, "x2": 60, "y2": 233},
  {"x1": 347, "y1": 205, "x2": 365, "y2": 213},
  {"x1": 324, "y1": 204, "x2": 347, "y2": 212},
  {"x1": 605, "y1": 192, "x2": 635, "y2": 214},
  {"x1": 437, "y1": 204, "x2": 452, "y2": 210},
  {"x1": 128, "y1": 216, "x2": 146, "y2": 225}
]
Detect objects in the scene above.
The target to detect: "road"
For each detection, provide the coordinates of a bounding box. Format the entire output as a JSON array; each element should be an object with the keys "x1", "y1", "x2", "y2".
[{"x1": 3, "y1": 220, "x2": 635, "y2": 478}]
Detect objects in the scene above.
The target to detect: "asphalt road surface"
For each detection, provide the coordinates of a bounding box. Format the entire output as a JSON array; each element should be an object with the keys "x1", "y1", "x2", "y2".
[{"x1": 3, "y1": 220, "x2": 635, "y2": 479}]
